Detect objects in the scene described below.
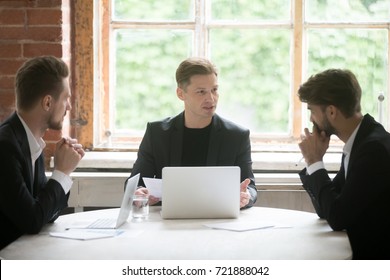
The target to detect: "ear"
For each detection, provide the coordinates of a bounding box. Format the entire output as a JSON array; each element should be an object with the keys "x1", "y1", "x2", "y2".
[
  {"x1": 42, "y1": 95, "x2": 52, "y2": 112},
  {"x1": 176, "y1": 87, "x2": 185, "y2": 101},
  {"x1": 326, "y1": 105, "x2": 337, "y2": 120}
]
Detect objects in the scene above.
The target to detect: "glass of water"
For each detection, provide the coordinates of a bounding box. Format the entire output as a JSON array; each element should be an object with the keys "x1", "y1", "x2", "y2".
[{"x1": 132, "y1": 194, "x2": 149, "y2": 221}]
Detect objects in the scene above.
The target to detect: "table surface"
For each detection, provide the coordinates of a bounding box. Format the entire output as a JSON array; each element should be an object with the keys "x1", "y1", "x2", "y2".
[{"x1": 0, "y1": 206, "x2": 351, "y2": 260}]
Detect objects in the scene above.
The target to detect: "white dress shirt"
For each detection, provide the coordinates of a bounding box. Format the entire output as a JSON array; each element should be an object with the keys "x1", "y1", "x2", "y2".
[
  {"x1": 307, "y1": 120, "x2": 362, "y2": 178},
  {"x1": 17, "y1": 113, "x2": 73, "y2": 194}
]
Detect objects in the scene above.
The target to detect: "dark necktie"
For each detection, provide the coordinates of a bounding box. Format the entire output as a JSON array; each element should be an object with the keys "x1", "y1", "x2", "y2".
[
  {"x1": 340, "y1": 153, "x2": 346, "y2": 179},
  {"x1": 33, "y1": 156, "x2": 43, "y2": 197}
]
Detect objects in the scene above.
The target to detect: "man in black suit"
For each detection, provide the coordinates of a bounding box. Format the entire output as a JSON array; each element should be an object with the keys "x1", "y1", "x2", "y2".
[
  {"x1": 0, "y1": 56, "x2": 85, "y2": 250},
  {"x1": 298, "y1": 69, "x2": 390, "y2": 259},
  {"x1": 131, "y1": 57, "x2": 257, "y2": 208}
]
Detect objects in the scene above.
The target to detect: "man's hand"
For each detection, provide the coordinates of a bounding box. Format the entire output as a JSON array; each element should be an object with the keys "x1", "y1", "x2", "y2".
[
  {"x1": 240, "y1": 178, "x2": 251, "y2": 208},
  {"x1": 298, "y1": 126, "x2": 330, "y2": 166},
  {"x1": 54, "y1": 137, "x2": 84, "y2": 175},
  {"x1": 135, "y1": 187, "x2": 160, "y2": 205}
]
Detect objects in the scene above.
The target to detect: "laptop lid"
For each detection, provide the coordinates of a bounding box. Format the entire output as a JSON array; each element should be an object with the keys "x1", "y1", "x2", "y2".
[
  {"x1": 115, "y1": 173, "x2": 140, "y2": 227},
  {"x1": 161, "y1": 166, "x2": 240, "y2": 219}
]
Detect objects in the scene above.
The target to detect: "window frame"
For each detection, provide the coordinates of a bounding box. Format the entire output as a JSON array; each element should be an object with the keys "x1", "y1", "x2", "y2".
[{"x1": 72, "y1": 0, "x2": 390, "y2": 152}]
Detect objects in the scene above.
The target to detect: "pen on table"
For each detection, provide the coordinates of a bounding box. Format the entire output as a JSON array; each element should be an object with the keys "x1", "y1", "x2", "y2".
[{"x1": 295, "y1": 156, "x2": 304, "y2": 166}]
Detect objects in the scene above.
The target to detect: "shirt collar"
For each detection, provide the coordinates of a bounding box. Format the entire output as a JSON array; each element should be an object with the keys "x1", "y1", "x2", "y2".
[
  {"x1": 17, "y1": 113, "x2": 46, "y2": 162},
  {"x1": 343, "y1": 120, "x2": 362, "y2": 156}
]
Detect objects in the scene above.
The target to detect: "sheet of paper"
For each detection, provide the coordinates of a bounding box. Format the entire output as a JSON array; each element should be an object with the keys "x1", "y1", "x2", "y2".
[
  {"x1": 203, "y1": 221, "x2": 276, "y2": 232},
  {"x1": 49, "y1": 229, "x2": 121, "y2": 240},
  {"x1": 143, "y1": 177, "x2": 162, "y2": 199}
]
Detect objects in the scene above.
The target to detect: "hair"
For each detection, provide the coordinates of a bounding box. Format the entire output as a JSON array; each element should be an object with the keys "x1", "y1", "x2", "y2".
[
  {"x1": 298, "y1": 69, "x2": 361, "y2": 118},
  {"x1": 175, "y1": 57, "x2": 218, "y2": 90},
  {"x1": 15, "y1": 56, "x2": 69, "y2": 111}
]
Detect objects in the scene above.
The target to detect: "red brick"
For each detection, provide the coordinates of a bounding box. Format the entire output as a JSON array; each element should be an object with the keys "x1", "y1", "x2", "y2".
[
  {"x1": 26, "y1": 26, "x2": 63, "y2": 41},
  {"x1": 0, "y1": 27, "x2": 25, "y2": 40},
  {"x1": 0, "y1": 26, "x2": 62, "y2": 41},
  {"x1": 0, "y1": 90, "x2": 15, "y2": 101},
  {"x1": 0, "y1": 109, "x2": 14, "y2": 123},
  {"x1": 0, "y1": 0, "x2": 61, "y2": 8},
  {"x1": 36, "y1": 0, "x2": 62, "y2": 8},
  {"x1": 23, "y1": 43, "x2": 62, "y2": 57},
  {"x1": 0, "y1": 43, "x2": 22, "y2": 58},
  {"x1": 0, "y1": 9, "x2": 26, "y2": 25},
  {"x1": 0, "y1": 91, "x2": 15, "y2": 121},
  {"x1": 0, "y1": 59, "x2": 25, "y2": 75},
  {"x1": 27, "y1": 9, "x2": 62, "y2": 25},
  {"x1": 0, "y1": 1, "x2": 29, "y2": 8},
  {"x1": 0, "y1": 76, "x2": 15, "y2": 89}
]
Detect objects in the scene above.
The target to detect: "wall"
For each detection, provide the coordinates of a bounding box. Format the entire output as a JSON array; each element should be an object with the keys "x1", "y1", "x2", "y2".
[{"x1": 0, "y1": 0, "x2": 71, "y2": 167}]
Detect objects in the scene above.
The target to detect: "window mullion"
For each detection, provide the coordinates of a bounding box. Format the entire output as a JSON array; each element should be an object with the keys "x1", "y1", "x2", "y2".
[
  {"x1": 194, "y1": 0, "x2": 207, "y2": 57},
  {"x1": 292, "y1": 0, "x2": 304, "y2": 139}
]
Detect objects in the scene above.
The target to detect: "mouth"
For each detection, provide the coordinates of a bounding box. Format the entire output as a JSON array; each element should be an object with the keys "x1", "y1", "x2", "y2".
[{"x1": 203, "y1": 105, "x2": 215, "y2": 111}]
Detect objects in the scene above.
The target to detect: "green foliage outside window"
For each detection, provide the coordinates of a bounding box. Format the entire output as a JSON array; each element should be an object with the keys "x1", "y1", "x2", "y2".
[{"x1": 111, "y1": 0, "x2": 389, "y2": 134}]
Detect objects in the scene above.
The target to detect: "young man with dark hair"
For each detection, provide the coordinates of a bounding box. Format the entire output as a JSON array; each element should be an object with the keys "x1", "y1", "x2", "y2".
[
  {"x1": 298, "y1": 69, "x2": 390, "y2": 259},
  {"x1": 0, "y1": 56, "x2": 85, "y2": 249}
]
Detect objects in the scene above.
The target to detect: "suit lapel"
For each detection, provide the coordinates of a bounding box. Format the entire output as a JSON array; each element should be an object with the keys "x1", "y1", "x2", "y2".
[
  {"x1": 9, "y1": 113, "x2": 34, "y2": 193},
  {"x1": 169, "y1": 113, "x2": 184, "y2": 165},
  {"x1": 347, "y1": 114, "x2": 374, "y2": 176},
  {"x1": 33, "y1": 154, "x2": 46, "y2": 196},
  {"x1": 207, "y1": 115, "x2": 221, "y2": 165}
]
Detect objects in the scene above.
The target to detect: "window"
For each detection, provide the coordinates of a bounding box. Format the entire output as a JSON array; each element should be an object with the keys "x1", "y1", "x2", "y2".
[{"x1": 87, "y1": 0, "x2": 390, "y2": 151}]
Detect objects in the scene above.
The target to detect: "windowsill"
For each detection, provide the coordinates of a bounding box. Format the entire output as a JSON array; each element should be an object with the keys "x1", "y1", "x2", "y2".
[{"x1": 74, "y1": 151, "x2": 342, "y2": 173}]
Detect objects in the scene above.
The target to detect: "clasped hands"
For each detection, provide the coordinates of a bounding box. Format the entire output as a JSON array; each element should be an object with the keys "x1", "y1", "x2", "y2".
[{"x1": 54, "y1": 137, "x2": 85, "y2": 175}]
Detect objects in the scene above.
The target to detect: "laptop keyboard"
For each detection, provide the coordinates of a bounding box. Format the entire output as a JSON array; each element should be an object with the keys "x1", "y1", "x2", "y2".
[{"x1": 87, "y1": 218, "x2": 116, "y2": 229}]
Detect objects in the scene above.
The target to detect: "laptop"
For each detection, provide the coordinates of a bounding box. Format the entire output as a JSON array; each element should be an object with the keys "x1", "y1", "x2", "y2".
[
  {"x1": 161, "y1": 166, "x2": 240, "y2": 219},
  {"x1": 85, "y1": 173, "x2": 140, "y2": 229}
]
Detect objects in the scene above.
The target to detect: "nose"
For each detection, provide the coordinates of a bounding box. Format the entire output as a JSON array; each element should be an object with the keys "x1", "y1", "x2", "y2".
[
  {"x1": 205, "y1": 90, "x2": 217, "y2": 102},
  {"x1": 208, "y1": 92, "x2": 214, "y2": 101}
]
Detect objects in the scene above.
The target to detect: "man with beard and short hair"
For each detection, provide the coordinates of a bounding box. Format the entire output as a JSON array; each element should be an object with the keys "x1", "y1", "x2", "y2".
[
  {"x1": 0, "y1": 56, "x2": 85, "y2": 250},
  {"x1": 297, "y1": 68, "x2": 390, "y2": 260}
]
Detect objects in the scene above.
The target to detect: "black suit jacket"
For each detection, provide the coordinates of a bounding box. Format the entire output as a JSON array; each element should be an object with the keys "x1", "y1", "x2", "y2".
[
  {"x1": 0, "y1": 113, "x2": 68, "y2": 250},
  {"x1": 299, "y1": 114, "x2": 390, "y2": 259},
  {"x1": 131, "y1": 112, "x2": 257, "y2": 207}
]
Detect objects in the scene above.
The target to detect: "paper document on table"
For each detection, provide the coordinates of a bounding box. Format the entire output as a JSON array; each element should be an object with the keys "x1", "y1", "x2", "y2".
[
  {"x1": 143, "y1": 177, "x2": 162, "y2": 199},
  {"x1": 49, "y1": 229, "x2": 121, "y2": 240},
  {"x1": 204, "y1": 221, "x2": 275, "y2": 232}
]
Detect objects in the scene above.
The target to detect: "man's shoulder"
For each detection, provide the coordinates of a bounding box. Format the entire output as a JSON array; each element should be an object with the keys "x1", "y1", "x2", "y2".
[
  {"x1": 147, "y1": 113, "x2": 183, "y2": 131},
  {"x1": 0, "y1": 113, "x2": 26, "y2": 150},
  {"x1": 360, "y1": 114, "x2": 390, "y2": 142},
  {"x1": 214, "y1": 114, "x2": 249, "y2": 133},
  {"x1": 0, "y1": 118, "x2": 14, "y2": 140},
  {"x1": 354, "y1": 115, "x2": 390, "y2": 157}
]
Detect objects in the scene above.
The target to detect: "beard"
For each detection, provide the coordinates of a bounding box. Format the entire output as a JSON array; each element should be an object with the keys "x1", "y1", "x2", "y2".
[
  {"x1": 313, "y1": 116, "x2": 336, "y2": 137},
  {"x1": 47, "y1": 112, "x2": 64, "y2": 131}
]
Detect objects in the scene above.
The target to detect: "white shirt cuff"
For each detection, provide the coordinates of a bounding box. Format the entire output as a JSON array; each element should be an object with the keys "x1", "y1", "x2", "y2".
[
  {"x1": 306, "y1": 161, "x2": 325, "y2": 175},
  {"x1": 51, "y1": 170, "x2": 73, "y2": 194}
]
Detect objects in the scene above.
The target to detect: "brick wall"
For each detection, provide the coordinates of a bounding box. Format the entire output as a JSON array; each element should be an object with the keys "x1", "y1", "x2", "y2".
[{"x1": 0, "y1": 0, "x2": 71, "y2": 168}]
